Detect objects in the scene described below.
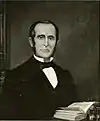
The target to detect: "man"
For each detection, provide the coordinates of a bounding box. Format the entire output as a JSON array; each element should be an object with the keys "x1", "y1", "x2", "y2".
[{"x1": 1, "y1": 20, "x2": 77, "y2": 119}]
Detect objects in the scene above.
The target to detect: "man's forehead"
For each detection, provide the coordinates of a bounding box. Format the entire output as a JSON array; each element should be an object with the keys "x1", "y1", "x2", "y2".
[{"x1": 34, "y1": 23, "x2": 56, "y2": 34}]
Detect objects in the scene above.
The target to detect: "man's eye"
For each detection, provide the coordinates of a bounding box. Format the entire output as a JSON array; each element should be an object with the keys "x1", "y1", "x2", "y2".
[
  {"x1": 48, "y1": 36, "x2": 55, "y2": 40},
  {"x1": 39, "y1": 36, "x2": 44, "y2": 39},
  {"x1": 37, "y1": 35, "x2": 45, "y2": 39}
]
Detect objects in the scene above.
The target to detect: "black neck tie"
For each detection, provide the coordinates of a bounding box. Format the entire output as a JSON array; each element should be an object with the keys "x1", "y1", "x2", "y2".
[{"x1": 40, "y1": 62, "x2": 53, "y2": 69}]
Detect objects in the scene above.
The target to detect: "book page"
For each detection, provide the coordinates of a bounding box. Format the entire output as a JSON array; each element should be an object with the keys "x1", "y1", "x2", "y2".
[
  {"x1": 54, "y1": 111, "x2": 86, "y2": 121},
  {"x1": 56, "y1": 109, "x2": 82, "y2": 114},
  {"x1": 67, "y1": 101, "x2": 96, "y2": 113}
]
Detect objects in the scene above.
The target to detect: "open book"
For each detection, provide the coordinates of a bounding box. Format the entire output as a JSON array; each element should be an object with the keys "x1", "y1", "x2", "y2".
[{"x1": 54, "y1": 101, "x2": 100, "y2": 121}]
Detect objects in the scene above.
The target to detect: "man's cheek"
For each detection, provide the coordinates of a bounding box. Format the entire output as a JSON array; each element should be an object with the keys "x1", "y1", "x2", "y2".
[{"x1": 50, "y1": 45, "x2": 55, "y2": 50}]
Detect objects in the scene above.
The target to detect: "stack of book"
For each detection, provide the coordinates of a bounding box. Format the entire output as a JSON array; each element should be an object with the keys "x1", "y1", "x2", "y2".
[{"x1": 54, "y1": 101, "x2": 99, "y2": 121}]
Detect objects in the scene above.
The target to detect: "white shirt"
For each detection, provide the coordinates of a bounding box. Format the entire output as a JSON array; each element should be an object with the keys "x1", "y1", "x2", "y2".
[
  {"x1": 33, "y1": 55, "x2": 58, "y2": 88},
  {"x1": 34, "y1": 54, "x2": 53, "y2": 63}
]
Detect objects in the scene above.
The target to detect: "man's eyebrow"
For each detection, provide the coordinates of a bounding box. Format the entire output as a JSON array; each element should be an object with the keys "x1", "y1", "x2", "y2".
[
  {"x1": 36, "y1": 34, "x2": 55, "y2": 38},
  {"x1": 37, "y1": 34, "x2": 45, "y2": 37},
  {"x1": 48, "y1": 35, "x2": 55, "y2": 37}
]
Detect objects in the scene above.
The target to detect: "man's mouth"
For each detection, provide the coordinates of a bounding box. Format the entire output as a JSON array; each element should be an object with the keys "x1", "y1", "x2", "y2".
[
  {"x1": 40, "y1": 49, "x2": 50, "y2": 53},
  {"x1": 41, "y1": 49, "x2": 50, "y2": 52}
]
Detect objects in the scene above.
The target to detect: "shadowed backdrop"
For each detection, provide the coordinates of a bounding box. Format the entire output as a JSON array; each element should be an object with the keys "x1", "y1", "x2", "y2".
[{"x1": 6, "y1": 1, "x2": 99, "y2": 101}]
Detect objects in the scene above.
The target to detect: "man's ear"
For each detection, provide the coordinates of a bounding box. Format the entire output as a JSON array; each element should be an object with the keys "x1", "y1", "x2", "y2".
[
  {"x1": 57, "y1": 34, "x2": 60, "y2": 45},
  {"x1": 29, "y1": 37, "x2": 33, "y2": 47},
  {"x1": 57, "y1": 39, "x2": 60, "y2": 44}
]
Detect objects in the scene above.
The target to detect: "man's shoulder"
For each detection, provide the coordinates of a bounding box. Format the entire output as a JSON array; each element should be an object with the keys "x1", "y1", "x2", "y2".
[
  {"x1": 11, "y1": 56, "x2": 34, "y2": 72},
  {"x1": 6, "y1": 56, "x2": 35, "y2": 78}
]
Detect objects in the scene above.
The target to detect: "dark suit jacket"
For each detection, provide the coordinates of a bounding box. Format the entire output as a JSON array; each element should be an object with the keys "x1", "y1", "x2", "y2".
[{"x1": 0, "y1": 56, "x2": 78, "y2": 119}]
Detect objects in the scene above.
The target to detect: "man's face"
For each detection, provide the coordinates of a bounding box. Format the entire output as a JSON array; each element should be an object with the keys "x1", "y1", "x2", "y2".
[{"x1": 34, "y1": 23, "x2": 57, "y2": 59}]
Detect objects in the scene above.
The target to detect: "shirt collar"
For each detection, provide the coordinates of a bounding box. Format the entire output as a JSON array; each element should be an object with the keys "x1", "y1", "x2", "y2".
[{"x1": 33, "y1": 54, "x2": 53, "y2": 63}]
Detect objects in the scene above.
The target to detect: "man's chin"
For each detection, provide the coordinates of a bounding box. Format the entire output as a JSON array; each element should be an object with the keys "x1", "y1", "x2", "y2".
[
  {"x1": 35, "y1": 51, "x2": 54, "y2": 59},
  {"x1": 40, "y1": 54, "x2": 52, "y2": 59},
  {"x1": 41, "y1": 55, "x2": 51, "y2": 59}
]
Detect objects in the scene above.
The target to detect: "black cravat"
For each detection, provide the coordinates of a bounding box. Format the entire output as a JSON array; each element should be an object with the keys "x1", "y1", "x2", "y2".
[{"x1": 39, "y1": 62, "x2": 53, "y2": 69}]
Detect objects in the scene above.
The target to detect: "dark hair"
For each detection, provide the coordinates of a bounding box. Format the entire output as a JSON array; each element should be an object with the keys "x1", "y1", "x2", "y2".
[{"x1": 29, "y1": 20, "x2": 59, "y2": 41}]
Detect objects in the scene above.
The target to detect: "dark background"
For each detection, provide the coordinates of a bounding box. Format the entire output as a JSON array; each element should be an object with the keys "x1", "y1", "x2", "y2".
[{"x1": 6, "y1": 1, "x2": 99, "y2": 101}]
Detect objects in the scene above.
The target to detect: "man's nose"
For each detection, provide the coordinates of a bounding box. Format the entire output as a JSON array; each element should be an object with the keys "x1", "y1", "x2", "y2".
[{"x1": 44, "y1": 37, "x2": 49, "y2": 47}]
